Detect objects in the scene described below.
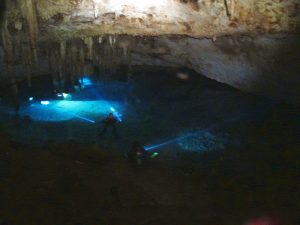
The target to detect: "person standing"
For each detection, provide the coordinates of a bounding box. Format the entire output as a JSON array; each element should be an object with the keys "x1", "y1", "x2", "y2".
[
  {"x1": 129, "y1": 141, "x2": 148, "y2": 165},
  {"x1": 99, "y1": 113, "x2": 120, "y2": 138}
]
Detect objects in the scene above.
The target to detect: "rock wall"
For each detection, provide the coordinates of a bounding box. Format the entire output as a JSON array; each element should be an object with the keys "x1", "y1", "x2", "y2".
[
  {"x1": 1, "y1": 34, "x2": 299, "y2": 103},
  {"x1": 129, "y1": 34, "x2": 300, "y2": 103},
  {"x1": 1, "y1": 0, "x2": 300, "y2": 40},
  {"x1": 0, "y1": 0, "x2": 299, "y2": 103}
]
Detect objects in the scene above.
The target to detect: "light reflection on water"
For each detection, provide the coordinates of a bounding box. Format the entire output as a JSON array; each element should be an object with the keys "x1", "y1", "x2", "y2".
[{"x1": 21, "y1": 100, "x2": 123, "y2": 123}]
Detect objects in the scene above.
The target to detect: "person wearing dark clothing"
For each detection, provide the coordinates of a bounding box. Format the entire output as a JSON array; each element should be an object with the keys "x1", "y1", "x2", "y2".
[
  {"x1": 128, "y1": 141, "x2": 148, "y2": 165},
  {"x1": 99, "y1": 113, "x2": 119, "y2": 138}
]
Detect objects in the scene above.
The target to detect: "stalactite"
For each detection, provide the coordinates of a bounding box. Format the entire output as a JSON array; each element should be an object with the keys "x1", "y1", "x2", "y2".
[
  {"x1": 60, "y1": 41, "x2": 66, "y2": 62},
  {"x1": 75, "y1": 44, "x2": 83, "y2": 88},
  {"x1": 1, "y1": 19, "x2": 14, "y2": 68},
  {"x1": 127, "y1": 49, "x2": 132, "y2": 80},
  {"x1": 47, "y1": 49, "x2": 53, "y2": 75},
  {"x1": 98, "y1": 36, "x2": 103, "y2": 44},
  {"x1": 108, "y1": 35, "x2": 118, "y2": 75},
  {"x1": 22, "y1": 43, "x2": 33, "y2": 88},
  {"x1": 1, "y1": 12, "x2": 19, "y2": 113},
  {"x1": 113, "y1": 36, "x2": 116, "y2": 46},
  {"x1": 21, "y1": 0, "x2": 39, "y2": 62},
  {"x1": 109, "y1": 35, "x2": 113, "y2": 49},
  {"x1": 119, "y1": 39, "x2": 131, "y2": 59},
  {"x1": 69, "y1": 41, "x2": 80, "y2": 86},
  {"x1": 72, "y1": 43, "x2": 77, "y2": 75},
  {"x1": 47, "y1": 44, "x2": 60, "y2": 93},
  {"x1": 108, "y1": 35, "x2": 117, "y2": 49},
  {"x1": 123, "y1": 47, "x2": 128, "y2": 58},
  {"x1": 79, "y1": 44, "x2": 85, "y2": 77},
  {"x1": 59, "y1": 41, "x2": 66, "y2": 88},
  {"x1": 48, "y1": 45, "x2": 60, "y2": 77},
  {"x1": 230, "y1": 0, "x2": 235, "y2": 20},
  {"x1": 251, "y1": 0, "x2": 255, "y2": 18},
  {"x1": 97, "y1": 38, "x2": 103, "y2": 74},
  {"x1": 93, "y1": 1, "x2": 99, "y2": 19},
  {"x1": 64, "y1": 42, "x2": 70, "y2": 85},
  {"x1": 84, "y1": 37, "x2": 93, "y2": 60}
]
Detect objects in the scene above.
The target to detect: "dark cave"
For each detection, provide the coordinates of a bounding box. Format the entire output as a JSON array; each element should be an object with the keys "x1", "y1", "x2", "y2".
[{"x1": 0, "y1": 1, "x2": 300, "y2": 225}]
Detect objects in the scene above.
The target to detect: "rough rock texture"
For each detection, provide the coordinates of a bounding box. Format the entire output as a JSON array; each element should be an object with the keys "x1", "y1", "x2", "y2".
[
  {"x1": 0, "y1": 0, "x2": 300, "y2": 103},
  {"x1": 130, "y1": 35, "x2": 300, "y2": 103},
  {"x1": 3, "y1": 0, "x2": 300, "y2": 39}
]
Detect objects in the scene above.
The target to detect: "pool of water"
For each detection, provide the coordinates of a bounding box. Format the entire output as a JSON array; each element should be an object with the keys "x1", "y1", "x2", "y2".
[{"x1": 0, "y1": 68, "x2": 298, "y2": 154}]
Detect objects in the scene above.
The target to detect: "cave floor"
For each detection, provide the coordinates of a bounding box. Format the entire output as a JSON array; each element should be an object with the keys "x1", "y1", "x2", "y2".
[{"x1": 0, "y1": 70, "x2": 299, "y2": 225}]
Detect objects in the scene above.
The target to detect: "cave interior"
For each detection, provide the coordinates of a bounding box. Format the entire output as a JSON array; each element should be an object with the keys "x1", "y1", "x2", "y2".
[{"x1": 0, "y1": 1, "x2": 300, "y2": 225}]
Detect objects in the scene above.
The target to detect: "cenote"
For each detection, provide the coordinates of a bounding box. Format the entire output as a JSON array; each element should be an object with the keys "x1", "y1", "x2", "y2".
[
  {"x1": 0, "y1": 65, "x2": 299, "y2": 225},
  {"x1": 1, "y1": 1, "x2": 300, "y2": 225}
]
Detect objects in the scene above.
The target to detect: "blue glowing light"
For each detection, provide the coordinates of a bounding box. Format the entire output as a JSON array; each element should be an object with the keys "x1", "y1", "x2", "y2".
[
  {"x1": 177, "y1": 131, "x2": 227, "y2": 152},
  {"x1": 29, "y1": 97, "x2": 34, "y2": 101},
  {"x1": 79, "y1": 77, "x2": 93, "y2": 86},
  {"x1": 144, "y1": 133, "x2": 195, "y2": 151},
  {"x1": 41, "y1": 101, "x2": 50, "y2": 105},
  {"x1": 109, "y1": 107, "x2": 123, "y2": 122},
  {"x1": 21, "y1": 100, "x2": 123, "y2": 124},
  {"x1": 38, "y1": 101, "x2": 96, "y2": 123},
  {"x1": 68, "y1": 114, "x2": 95, "y2": 123},
  {"x1": 144, "y1": 115, "x2": 247, "y2": 152},
  {"x1": 82, "y1": 82, "x2": 124, "y2": 122},
  {"x1": 63, "y1": 93, "x2": 72, "y2": 100},
  {"x1": 20, "y1": 80, "x2": 125, "y2": 124}
]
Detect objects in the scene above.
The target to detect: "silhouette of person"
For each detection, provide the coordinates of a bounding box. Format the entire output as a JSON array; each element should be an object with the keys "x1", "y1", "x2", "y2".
[{"x1": 99, "y1": 113, "x2": 119, "y2": 138}]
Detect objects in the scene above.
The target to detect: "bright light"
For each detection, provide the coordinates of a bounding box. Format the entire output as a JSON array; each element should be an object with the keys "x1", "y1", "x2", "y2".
[
  {"x1": 29, "y1": 97, "x2": 33, "y2": 101},
  {"x1": 144, "y1": 133, "x2": 194, "y2": 151},
  {"x1": 57, "y1": 93, "x2": 72, "y2": 100},
  {"x1": 151, "y1": 152, "x2": 159, "y2": 158},
  {"x1": 144, "y1": 113, "x2": 253, "y2": 152},
  {"x1": 62, "y1": 93, "x2": 72, "y2": 101},
  {"x1": 109, "y1": 107, "x2": 123, "y2": 122},
  {"x1": 94, "y1": 0, "x2": 168, "y2": 11},
  {"x1": 177, "y1": 72, "x2": 190, "y2": 80},
  {"x1": 41, "y1": 101, "x2": 50, "y2": 105},
  {"x1": 79, "y1": 77, "x2": 93, "y2": 86},
  {"x1": 69, "y1": 114, "x2": 96, "y2": 123}
]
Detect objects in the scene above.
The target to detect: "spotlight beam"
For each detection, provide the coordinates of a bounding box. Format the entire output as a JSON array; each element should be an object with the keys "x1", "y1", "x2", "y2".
[
  {"x1": 144, "y1": 112, "x2": 258, "y2": 151},
  {"x1": 54, "y1": 105, "x2": 96, "y2": 124},
  {"x1": 68, "y1": 113, "x2": 96, "y2": 123},
  {"x1": 39, "y1": 101, "x2": 96, "y2": 124},
  {"x1": 87, "y1": 84, "x2": 123, "y2": 122},
  {"x1": 144, "y1": 133, "x2": 194, "y2": 151}
]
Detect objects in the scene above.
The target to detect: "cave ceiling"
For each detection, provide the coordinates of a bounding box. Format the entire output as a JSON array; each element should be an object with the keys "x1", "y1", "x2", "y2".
[
  {"x1": 2, "y1": 0, "x2": 300, "y2": 41},
  {"x1": 0, "y1": 0, "x2": 300, "y2": 103}
]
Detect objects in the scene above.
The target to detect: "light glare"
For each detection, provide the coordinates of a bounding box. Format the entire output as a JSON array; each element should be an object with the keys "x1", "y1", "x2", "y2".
[{"x1": 41, "y1": 101, "x2": 50, "y2": 105}]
